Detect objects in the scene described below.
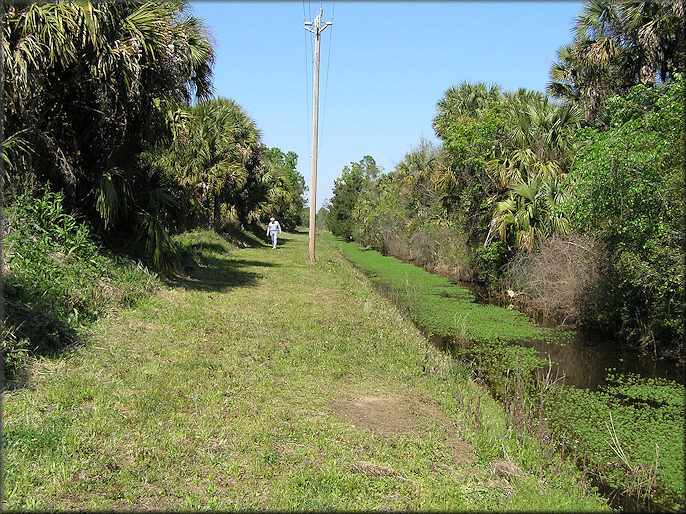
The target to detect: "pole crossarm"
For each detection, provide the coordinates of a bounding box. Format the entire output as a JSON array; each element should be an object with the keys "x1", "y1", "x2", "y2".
[{"x1": 304, "y1": 8, "x2": 332, "y2": 262}]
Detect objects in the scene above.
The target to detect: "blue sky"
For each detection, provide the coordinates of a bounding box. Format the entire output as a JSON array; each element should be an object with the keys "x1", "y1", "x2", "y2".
[{"x1": 189, "y1": 1, "x2": 583, "y2": 209}]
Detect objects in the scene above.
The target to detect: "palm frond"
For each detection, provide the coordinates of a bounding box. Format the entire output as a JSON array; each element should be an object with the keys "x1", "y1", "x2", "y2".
[
  {"x1": 95, "y1": 167, "x2": 132, "y2": 229},
  {"x1": 131, "y1": 210, "x2": 180, "y2": 272}
]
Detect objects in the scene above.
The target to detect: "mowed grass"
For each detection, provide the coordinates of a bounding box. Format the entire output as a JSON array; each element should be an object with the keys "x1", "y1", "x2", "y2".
[{"x1": 2, "y1": 229, "x2": 608, "y2": 511}]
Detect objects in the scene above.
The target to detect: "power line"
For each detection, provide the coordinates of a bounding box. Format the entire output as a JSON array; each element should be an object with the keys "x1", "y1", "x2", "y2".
[{"x1": 319, "y1": 1, "x2": 335, "y2": 157}]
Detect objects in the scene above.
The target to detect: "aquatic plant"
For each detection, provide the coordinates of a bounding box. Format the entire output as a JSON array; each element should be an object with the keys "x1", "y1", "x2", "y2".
[{"x1": 545, "y1": 374, "x2": 684, "y2": 510}]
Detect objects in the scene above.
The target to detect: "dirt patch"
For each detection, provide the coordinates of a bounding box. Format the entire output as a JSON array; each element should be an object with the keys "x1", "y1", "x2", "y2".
[
  {"x1": 334, "y1": 395, "x2": 423, "y2": 435},
  {"x1": 347, "y1": 461, "x2": 400, "y2": 477},
  {"x1": 333, "y1": 394, "x2": 475, "y2": 467}
]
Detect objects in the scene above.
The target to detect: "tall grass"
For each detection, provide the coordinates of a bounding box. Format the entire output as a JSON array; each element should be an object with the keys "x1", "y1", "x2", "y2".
[
  {"x1": 323, "y1": 232, "x2": 548, "y2": 391},
  {"x1": 2, "y1": 187, "x2": 159, "y2": 379}
]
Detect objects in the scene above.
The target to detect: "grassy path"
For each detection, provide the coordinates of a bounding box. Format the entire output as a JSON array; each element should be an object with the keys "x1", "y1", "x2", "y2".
[{"x1": 2, "y1": 230, "x2": 607, "y2": 511}]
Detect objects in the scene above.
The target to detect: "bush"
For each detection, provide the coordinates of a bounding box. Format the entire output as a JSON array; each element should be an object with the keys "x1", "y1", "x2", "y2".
[
  {"x1": 563, "y1": 78, "x2": 684, "y2": 355},
  {"x1": 2, "y1": 187, "x2": 159, "y2": 378},
  {"x1": 503, "y1": 234, "x2": 604, "y2": 324}
]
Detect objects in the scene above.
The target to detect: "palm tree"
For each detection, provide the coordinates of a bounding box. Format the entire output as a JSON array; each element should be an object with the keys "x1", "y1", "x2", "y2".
[
  {"x1": 501, "y1": 90, "x2": 583, "y2": 162},
  {"x1": 548, "y1": 0, "x2": 684, "y2": 123},
  {"x1": 258, "y1": 148, "x2": 306, "y2": 228},
  {"x1": 394, "y1": 140, "x2": 443, "y2": 216},
  {"x1": 485, "y1": 91, "x2": 582, "y2": 195},
  {"x1": 3, "y1": 1, "x2": 215, "y2": 270},
  {"x1": 160, "y1": 97, "x2": 264, "y2": 229},
  {"x1": 618, "y1": 1, "x2": 684, "y2": 84},
  {"x1": 433, "y1": 81, "x2": 502, "y2": 139},
  {"x1": 487, "y1": 173, "x2": 570, "y2": 251}
]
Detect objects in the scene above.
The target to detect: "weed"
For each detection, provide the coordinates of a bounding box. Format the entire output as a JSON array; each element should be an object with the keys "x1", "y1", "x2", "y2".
[
  {"x1": 546, "y1": 374, "x2": 683, "y2": 510},
  {"x1": 606, "y1": 412, "x2": 660, "y2": 503},
  {"x1": 3, "y1": 186, "x2": 159, "y2": 380}
]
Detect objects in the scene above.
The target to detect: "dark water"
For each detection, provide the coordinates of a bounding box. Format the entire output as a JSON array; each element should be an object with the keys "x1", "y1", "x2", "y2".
[
  {"x1": 456, "y1": 280, "x2": 685, "y2": 390},
  {"x1": 517, "y1": 332, "x2": 685, "y2": 390},
  {"x1": 455, "y1": 281, "x2": 685, "y2": 512}
]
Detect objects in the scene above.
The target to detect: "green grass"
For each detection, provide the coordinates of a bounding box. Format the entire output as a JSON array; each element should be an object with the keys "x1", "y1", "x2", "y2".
[
  {"x1": 2, "y1": 229, "x2": 608, "y2": 511},
  {"x1": 323, "y1": 233, "x2": 549, "y2": 397},
  {"x1": 324, "y1": 233, "x2": 684, "y2": 510}
]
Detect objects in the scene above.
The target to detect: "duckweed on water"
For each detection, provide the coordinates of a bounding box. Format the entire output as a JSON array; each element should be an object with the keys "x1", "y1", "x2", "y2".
[
  {"x1": 324, "y1": 234, "x2": 544, "y2": 344},
  {"x1": 546, "y1": 375, "x2": 684, "y2": 510}
]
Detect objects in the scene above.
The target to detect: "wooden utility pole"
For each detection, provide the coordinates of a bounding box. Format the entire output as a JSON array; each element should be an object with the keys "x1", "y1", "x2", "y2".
[{"x1": 305, "y1": 8, "x2": 331, "y2": 262}]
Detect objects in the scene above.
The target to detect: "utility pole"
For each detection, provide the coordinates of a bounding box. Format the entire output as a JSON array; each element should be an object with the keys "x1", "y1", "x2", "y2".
[{"x1": 305, "y1": 8, "x2": 331, "y2": 262}]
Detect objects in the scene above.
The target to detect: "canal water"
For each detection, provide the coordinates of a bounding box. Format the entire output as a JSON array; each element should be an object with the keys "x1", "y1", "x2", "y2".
[
  {"x1": 516, "y1": 331, "x2": 685, "y2": 390},
  {"x1": 456, "y1": 280, "x2": 685, "y2": 390},
  {"x1": 453, "y1": 282, "x2": 684, "y2": 512}
]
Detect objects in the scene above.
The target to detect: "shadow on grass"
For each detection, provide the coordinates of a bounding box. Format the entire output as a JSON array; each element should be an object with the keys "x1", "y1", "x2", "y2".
[
  {"x1": 271, "y1": 234, "x2": 293, "y2": 248},
  {"x1": 222, "y1": 228, "x2": 267, "y2": 249},
  {"x1": 3, "y1": 283, "x2": 84, "y2": 389},
  {"x1": 167, "y1": 252, "x2": 279, "y2": 292}
]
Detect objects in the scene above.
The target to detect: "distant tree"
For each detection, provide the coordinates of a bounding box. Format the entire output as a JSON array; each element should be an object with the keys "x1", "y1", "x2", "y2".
[
  {"x1": 394, "y1": 139, "x2": 442, "y2": 216},
  {"x1": 326, "y1": 156, "x2": 379, "y2": 241},
  {"x1": 316, "y1": 200, "x2": 331, "y2": 230},
  {"x1": 260, "y1": 148, "x2": 306, "y2": 229}
]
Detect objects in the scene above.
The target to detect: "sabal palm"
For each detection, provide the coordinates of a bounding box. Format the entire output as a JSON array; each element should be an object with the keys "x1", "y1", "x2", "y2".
[
  {"x1": 487, "y1": 92, "x2": 582, "y2": 193},
  {"x1": 502, "y1": 91, "x2": 582, "y2": 161},
  {"x1": 488, "y1": 174, "x2": 570, "y2": 251},
  {"x1": 165, "y1": 97, "x2": 263, "y2": 228},
  {"x1": 3, "y1": 1, "x2": 215, "y2": 270},
  {"x1": 576, "y1": 0, "x2": 684, "y2": 85},
  {"x1": 258, "y1": 159, "x2": 296, "y2": 224},
  {"x1": 433, "y1": 81, "x2": 502, "y2": 138},
  {"x1": 395, "y1": 142, "x2": 442, "y2": 214},
  {"x1": 619, "y1": 1, "x2": 684, "y2": 84},
  {"x1": 547, "y1": 41, "x2": 620, "y2": 123},
  {"x1": 548, "y1": 0, "x2": 684, "y2": 122}
]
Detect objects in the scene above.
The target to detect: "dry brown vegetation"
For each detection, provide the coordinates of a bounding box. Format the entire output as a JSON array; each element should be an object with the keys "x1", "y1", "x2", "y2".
[{"x1": 503, "y1": 234, "x2": 604, "y2": 325}]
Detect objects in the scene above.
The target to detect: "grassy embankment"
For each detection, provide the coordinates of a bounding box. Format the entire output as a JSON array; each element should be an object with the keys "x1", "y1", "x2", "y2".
[
  {"x1": 2, "y1": 229, "x2": 608, "y2": 510},
  {"x1": 324, "y1": 233, "x2": 684, "y2": 511},
  {"x1": 323, "y1": 232, "x2": 550, "y2": 393},
  {"x1": 2, "y1": 188, "x2": 159, "y2": 378}
]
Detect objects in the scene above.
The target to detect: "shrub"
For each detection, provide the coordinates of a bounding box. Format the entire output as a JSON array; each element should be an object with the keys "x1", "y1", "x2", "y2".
[
  {"x1": 2, "y1": 187, "x2": 158, "y2": 378},
  {"x1": 503, "y1": 234, "x2": 604, "y2": 324}
]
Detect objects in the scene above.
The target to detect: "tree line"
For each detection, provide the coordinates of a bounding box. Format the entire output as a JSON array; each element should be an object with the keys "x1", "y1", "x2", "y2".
[
  {"x1": 323, "y1": 0, "x2": 684, "y2": 359},
  {"x1": 2, "y1": 1, "x2": 307, "y2": 272}
]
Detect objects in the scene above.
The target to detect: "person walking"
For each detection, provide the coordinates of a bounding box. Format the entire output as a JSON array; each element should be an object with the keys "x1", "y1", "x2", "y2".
[{"x1": 266, "y1": 217, "x2": 282, "y2": 249}]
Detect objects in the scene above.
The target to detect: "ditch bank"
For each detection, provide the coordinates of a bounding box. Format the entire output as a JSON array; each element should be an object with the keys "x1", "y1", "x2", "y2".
[{"x1": 324, "y1": 233, "x2": 685, "y2": 512}]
